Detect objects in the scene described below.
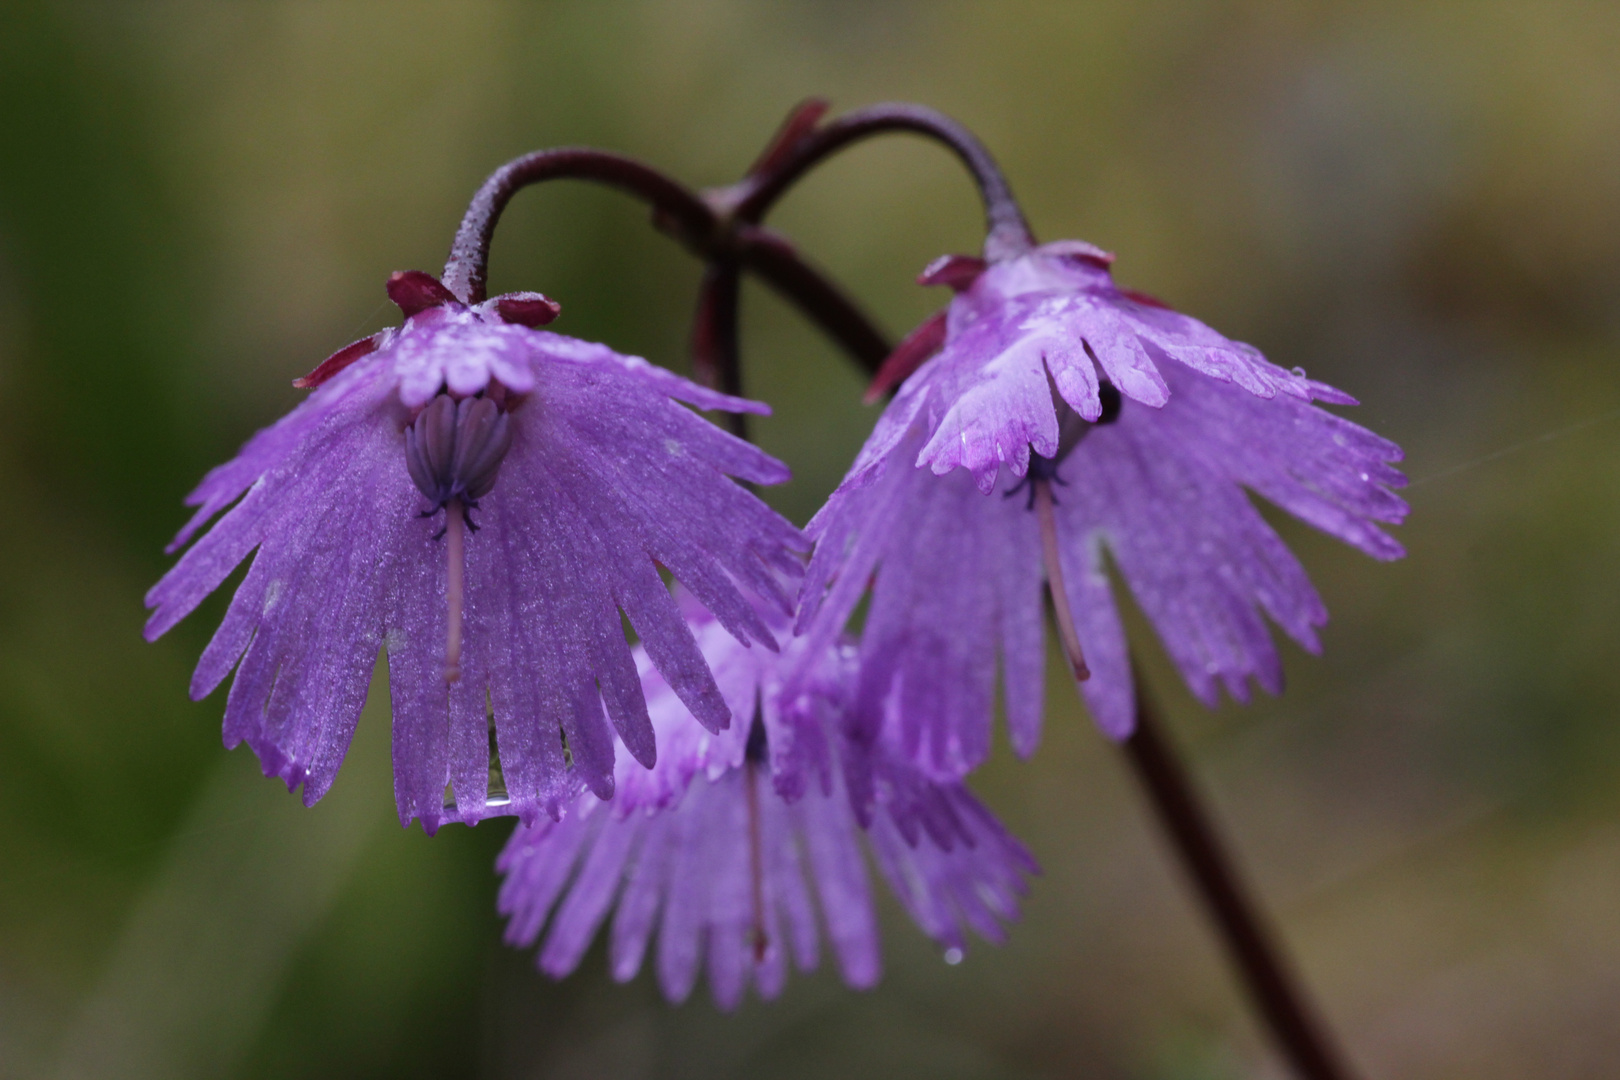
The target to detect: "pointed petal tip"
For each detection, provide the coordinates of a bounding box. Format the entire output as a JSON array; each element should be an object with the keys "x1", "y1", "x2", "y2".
[
  {"x1": 625, "y1": 733, "x2": 657, "y2": 770},
  {"x1": 293, "y1": 334, "x2": 381, "y2": 390},
  {"x1": 917, "y1": 254, "x2": 987, "y2": 290}
]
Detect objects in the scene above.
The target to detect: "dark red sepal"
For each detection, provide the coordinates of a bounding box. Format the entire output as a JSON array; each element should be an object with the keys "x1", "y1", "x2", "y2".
[
  {"x1": 747, "y1": 97, "x2": 831, "y2": 177},
  {"x1": 293, "y1": 334, "x2": 380, "y2": 389},
  {"x1": 1119, "y1": 288, "x2": 1172, "y2": 310},
  {"x1": 917, "y1": 254, "x2": 988, "y2": 292},
  {"x1": 495, "y1": 291, "x2": 562, "y2": 327},
  {"x1": 387, "y1": 270, "x2": 458, "y2": 317},
  {"x1": 864, "y1": 308, "x2": 948, "y2": 403}
]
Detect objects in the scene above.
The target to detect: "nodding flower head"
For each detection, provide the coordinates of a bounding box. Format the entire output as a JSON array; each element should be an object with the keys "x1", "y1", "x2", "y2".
[
  {"x1": 853, "y1": 240, "x2": 1362, "y2": 495},
  {"x1": 794, "y1": 242, "x2": 1407, "y2": 773},
  {"x1": 146, "y1": 271, "x2": 807, "y2": 832},
  {"x1": 496, "y1": 597, "x2": 1037, "y2": 1010}
]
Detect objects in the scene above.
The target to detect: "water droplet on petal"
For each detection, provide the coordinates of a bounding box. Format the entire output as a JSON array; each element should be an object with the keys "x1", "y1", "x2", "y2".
[{"x1": 944, "y1": 948, "x2": 964, "y2": 966}]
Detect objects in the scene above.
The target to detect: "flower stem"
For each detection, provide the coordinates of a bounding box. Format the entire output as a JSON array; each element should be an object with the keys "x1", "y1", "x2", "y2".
[
  {"x1": 438, "y1": 147, "x2": 890, "y2": 375},
  {"x1": 1035, "y1": 497, "x2": 1357, "y2": 1079},
  {"x1": 689, "y1": 260, "x2": 748, "y2": 440},
  {"x1": 728, "y1": 101, "x2": 1036, "y2": 261},
  {"x1": 443, "y1": 498, "x2": 465, "y2": 685},
  {"x1": 1121, "y1": 688, "x2": 1359, "y2": 1080},
  {"x1": 442, "y1": 149, "x2": 713, "y2": 304}
]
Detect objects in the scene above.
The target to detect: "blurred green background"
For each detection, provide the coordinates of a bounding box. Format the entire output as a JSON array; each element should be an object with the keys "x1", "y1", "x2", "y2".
[{"x1": 2, "y1": 2, "x2": 1618, "y2": 1077}]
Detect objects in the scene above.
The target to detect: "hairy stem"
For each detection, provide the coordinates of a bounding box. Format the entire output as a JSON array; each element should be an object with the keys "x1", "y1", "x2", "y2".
[
  {"x1": 442, "y1": 149, "x2": 713, "y2": 304},
  {"x1": 438, "y1": 146, "x2": 891, "y2": 374}
]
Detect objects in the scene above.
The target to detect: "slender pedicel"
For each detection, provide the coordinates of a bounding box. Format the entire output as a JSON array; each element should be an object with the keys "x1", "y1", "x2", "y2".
[
  {"x1": 1032, "y1": 479, "x2": 1090, "y2": 682},
  {"x1": 728, "y1": 101, "x2": 1036, "y2": 262},
  {"x1": 435, "y1": 148, "x2": 888, "y2": 377},
  {"x1": 690, "y1": 260, "x2": 748, "y2": 440}
]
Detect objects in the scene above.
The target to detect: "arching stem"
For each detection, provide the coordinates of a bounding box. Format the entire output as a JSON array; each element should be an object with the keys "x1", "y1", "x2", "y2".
[
  {"x1": 437, "y1": 147, "x2": 889, "y2": 376},
  {"x1": 442, "y1": 149, "x2": 713, "y2": 304},
  {"x1": 728, "y1": 101, "x2": 1036, "y2": 261}
]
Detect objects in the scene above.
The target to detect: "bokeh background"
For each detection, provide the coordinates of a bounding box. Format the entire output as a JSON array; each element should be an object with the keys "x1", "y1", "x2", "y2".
[{"x1": 3, "y1": 2, "x2": 1619, "y2": 1077}]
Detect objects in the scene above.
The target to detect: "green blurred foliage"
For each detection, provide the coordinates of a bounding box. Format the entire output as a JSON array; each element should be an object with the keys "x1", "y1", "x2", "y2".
[{"x1": 2, "y1": 1, "x2": 1619, "y2": 1077}]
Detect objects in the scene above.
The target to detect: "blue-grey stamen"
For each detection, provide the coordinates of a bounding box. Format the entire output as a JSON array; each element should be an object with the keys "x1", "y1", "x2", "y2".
[
  {"x1": 405, "y1": 392, "x2": 513, "y2": 529},
  {"x1": 1006, "y1": 381, "x2": 1122, "y2": 509}
]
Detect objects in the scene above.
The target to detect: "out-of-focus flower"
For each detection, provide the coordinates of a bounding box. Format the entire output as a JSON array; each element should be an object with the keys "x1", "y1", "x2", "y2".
[
  {"x1": 496, "y1": 599, "x2": 1037, "y2": 1010},
  {"x1": 797, "y1": 243, "x2": 1407, "y2": 771},
  {"x1": 145, "y1": 271, "x2": 805, "y2": 831}
]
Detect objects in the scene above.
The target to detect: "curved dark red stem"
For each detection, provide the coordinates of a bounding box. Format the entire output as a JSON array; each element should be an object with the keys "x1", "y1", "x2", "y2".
[
  {"x1": 442, "y1": 149, "x2": 714, "y2": 304},
  {"x1": 437, "y1": 147, "x2": 891, "y2": 377},
  {"x1": 732, "y1": 224, "x2": 890, "y2": 373},
  {"x1": 729, "y1": 101, "x2": 1036, "y2": 261},
  {"x1": 689, "y1": 260, "x2": 747, "y2": 440}
]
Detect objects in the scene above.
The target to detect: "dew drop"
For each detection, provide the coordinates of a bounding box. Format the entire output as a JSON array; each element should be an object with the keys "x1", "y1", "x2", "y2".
[{"x1": 944, "y1": 947, "x2": 964, "y2": 966}]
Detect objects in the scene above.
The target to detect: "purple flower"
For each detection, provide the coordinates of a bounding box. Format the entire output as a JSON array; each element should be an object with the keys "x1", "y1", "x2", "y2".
[
  {"x1": 496, "y1": 599, "x2": 1037, "y2": 1010},
  {"x1": 145, "y1": 272, "x2": 806, "y2": 831},
  {"x1": 796, "y1": 243, "x2": 1407, "y2": 770}
]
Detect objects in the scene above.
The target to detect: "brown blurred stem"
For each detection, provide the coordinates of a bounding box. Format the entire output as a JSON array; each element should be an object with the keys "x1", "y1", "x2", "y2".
[
  {"x1": 1121, "y1": 688, "x2": 1358, "y2": 1080},
  {"x1": 1035, "y1": 476, "x2": 1357, "y2": 1080}
]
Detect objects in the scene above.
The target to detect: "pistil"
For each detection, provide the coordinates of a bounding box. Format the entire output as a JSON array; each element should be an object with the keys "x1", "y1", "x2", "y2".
[
  {"x1": 1033, "y1": 478, "x2": 1090, "y2": 681},
  {"x1": 403, "y1": 392, "x2": 514, "y2": 687},
  {"x1": 444, "y1": 498, "x2": 466, "y2": 684}
]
